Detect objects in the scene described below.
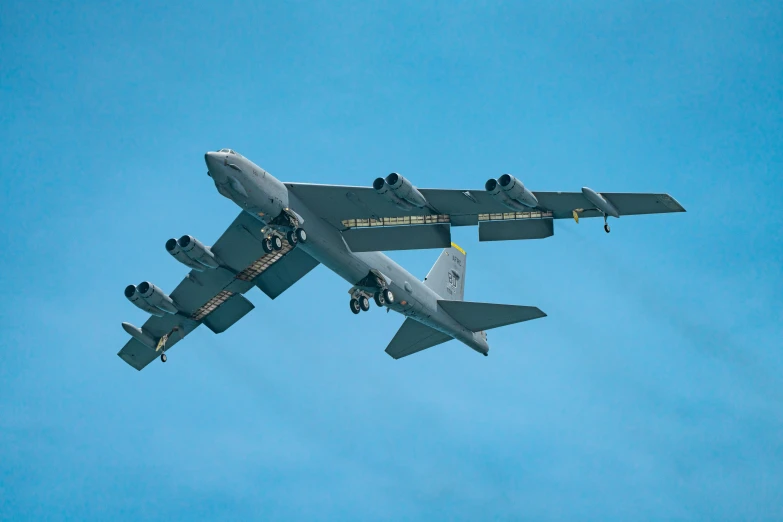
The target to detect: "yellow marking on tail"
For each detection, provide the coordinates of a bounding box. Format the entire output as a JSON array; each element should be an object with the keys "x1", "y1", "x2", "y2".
[{"x1": 451, "y1": 243, "x2": 466, "y2": 255}]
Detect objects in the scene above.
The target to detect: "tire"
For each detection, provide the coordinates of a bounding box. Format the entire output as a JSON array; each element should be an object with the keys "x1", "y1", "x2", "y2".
[
  {"x1": 373, "y1": 291, "x2": 385, "y2": 307},
  {"x1": 359, "y1": 295, "x2": 370, "y2": 312},
  {"x1": 382, "y1": 288, "x2": 394, "y2": 304},
  {"x1": 604, "y1": 223, "x2": 611, "y2": 233},
  {"x1": 295, "y1": 228, "x2": 307, "y2": 243},
  {"x1": 271, "y1": 235, "x2": 283, "y2": 250},
  {"x1": 349, "y1": 298, "x2": 361, "y2": 315},
  {"x1": 160, "y1": 353, "x2": 167, "y2": 363},
  {"x1": 262, "y1": 238, "x2": 273, "y2": 253},
  {"x1": 286, "y1": 230, "x2": 297, "y2": 246}
]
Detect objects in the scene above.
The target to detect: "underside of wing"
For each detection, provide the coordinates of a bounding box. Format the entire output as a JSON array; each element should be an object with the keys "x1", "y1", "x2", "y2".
[
  {"x1": 118, "y1": 211, "x2": 319, "y2": 371},
  {"x1": 286, "y1": 183, "x2": 685, "y2": 244},
  {"x1": 385, "y1": 318, "x2": 453, "y2": 359}
]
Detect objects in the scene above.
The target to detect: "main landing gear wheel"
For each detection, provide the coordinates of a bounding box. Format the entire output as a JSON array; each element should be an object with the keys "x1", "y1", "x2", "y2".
[
  {"x1": 604, "y1": 223, "x2": 611, "y2": 234},
  {"x1": 271, "y1": 235, "x2": 283, "y2": 251},
  {"x1": 374, "y1": 291, "x2": 385, "y2": 307},
  {"x1": 349, "y1": 298, "x2": 361, "y2": 315},
  {"x1": 295, "y1": 227, "x2": 307, "y2": 243},
  {"x1": 382, "y1": 288, "x2": 394, "y2": 304},
  {"x1": 160, "y1": 353, "x2": 167, "y2": 363},
  {"x1": 262, "y1": 237, "x2": 273, "y2": 253},
  {"x1": 286, "y1": 230, "x2": 298, "y2": 246},
  {"x1": 359, "y1": 295, "x2": 370, "y2": 312}
]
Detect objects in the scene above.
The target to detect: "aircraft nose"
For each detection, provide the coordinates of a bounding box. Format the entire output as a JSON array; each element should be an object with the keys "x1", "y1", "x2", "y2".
[{"x1": 204, "y1": 151, "x2": 219, "y2": 169}]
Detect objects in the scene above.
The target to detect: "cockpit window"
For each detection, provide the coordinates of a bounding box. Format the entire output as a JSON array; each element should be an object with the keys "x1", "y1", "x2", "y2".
[{"x1": 217, "y1": 148, "x2": 242, "y2": 157}]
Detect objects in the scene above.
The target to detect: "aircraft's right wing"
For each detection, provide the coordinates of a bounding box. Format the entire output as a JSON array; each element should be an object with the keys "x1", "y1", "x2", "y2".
[{"x1": 118, "y1": 211, "x2": 319, "y2": 371}]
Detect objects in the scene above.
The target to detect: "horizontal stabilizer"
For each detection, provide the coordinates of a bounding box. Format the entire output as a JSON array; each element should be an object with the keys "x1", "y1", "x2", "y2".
[
  {"x1": 438, "y1": 300, "x2": 546, "y2": 332},
  {"x1": 385, "y1": 318, "x2": 453, "y2": 359},
  {"x1": 343, "y1": 224, "x2": 451, "y2": 252}
]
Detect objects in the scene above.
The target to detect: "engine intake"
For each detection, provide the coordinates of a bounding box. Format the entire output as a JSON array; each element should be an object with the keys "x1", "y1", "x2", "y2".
[
  {"x1": 485, "y1": 178, "x2": 530, "y2": 211},
  {"x1": 373, "y1": 176, "x2": 412, "y2": 211},
  {"x1": 166, "y1": 238, "x2": 207, "y2": 271},
  {"x1": 486, "y1": 174, "x2": 539, "y2": 210},
  {"x1": 373, "y1": 173, "x2": 429, "y2": 210},
  {"x1": 136, "y1": 281, "x2": 179, "y2": 314},
  {"x1": 124, "y1": 284, "x2": 166, "y2": 317},
  {"x1": 177, "y1": 235, "x2": 220, "y2": 269}
]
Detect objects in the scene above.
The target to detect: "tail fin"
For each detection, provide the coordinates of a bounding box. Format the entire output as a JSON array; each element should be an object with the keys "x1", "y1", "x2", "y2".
[{"x1": 424, "y1": 243, "x2": 466, "y2": 301}]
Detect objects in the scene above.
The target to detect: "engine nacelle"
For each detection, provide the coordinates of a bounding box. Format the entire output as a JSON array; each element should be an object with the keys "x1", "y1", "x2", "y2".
[
  {"x1": 497, "y1": 174, "x2": 538, "y2": 208},
  {"x1": 136, "y1": 281, "x2": 179, "y2": 314},
  {"x1": 177, "y1": 235, "x2": 220, "y2": 269},
  {"x1": 124, "y1": 284, "x2": 166, "y2": 317},
  {"x1": 166, "y1": 238, "x2": 206, "y2": 271},
  {"x1": 373, "y1": 177, "x2": 412, "y2": 211},
  {"x1": 485, "y1": 178, "x2": 530, "y2": 211},
  {"x1": 385, "y1": 173, "x2": 429, "y2": 209}
]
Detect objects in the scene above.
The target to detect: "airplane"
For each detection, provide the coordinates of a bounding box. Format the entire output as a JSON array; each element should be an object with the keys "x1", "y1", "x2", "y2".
[{"x1": 118, "y1": 148, "x2": 685, "y2": 370}]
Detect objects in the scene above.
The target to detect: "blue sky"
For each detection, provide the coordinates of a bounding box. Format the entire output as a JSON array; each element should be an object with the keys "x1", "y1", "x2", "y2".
[{"x1": 1, "y1": 1, "x2": 782, "y2": 520}]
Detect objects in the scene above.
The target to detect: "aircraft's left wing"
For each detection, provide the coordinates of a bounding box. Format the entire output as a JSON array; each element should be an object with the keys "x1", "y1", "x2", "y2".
[
  {"x1": 286, "y1": 183, "x2": 685, "y2": 240},
  {"x1": 118, "y1": 211, "x2": 319, "y2": 371}
]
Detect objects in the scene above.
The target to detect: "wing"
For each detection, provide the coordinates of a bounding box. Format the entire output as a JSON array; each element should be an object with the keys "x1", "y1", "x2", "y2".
[
  {"x1": 385, "y1": 318, "x2": 453, "y2": 359},
  {"x1": 287, "y1": 183, "x2": 684, "y2": 248},
  {"x1": 286, "y1": 183, "x2": 685, "y2": 230},
  {"x1": 118, "y1": 211, "x2": 319, "y2": 371}
]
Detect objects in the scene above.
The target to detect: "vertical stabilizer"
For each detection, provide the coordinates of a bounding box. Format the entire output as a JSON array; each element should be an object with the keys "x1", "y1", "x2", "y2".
[{"x1": 423, "y1": 243, "x2": 466, "y2": 301}]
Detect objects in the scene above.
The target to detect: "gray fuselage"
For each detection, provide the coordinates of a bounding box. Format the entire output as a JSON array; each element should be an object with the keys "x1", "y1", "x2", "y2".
[{"x1": 204, "y1": 150, "x2": 489, "y2": 355}]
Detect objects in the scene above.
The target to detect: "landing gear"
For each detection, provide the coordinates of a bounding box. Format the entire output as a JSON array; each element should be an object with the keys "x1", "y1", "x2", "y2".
[
  {"x1": 270, "y1": 235, "x2": 283, "y2": 251},
  {"x1": 604, "y1": 223, "x2": 611, "y2": 233},
  {"x1": 382, "y1": 288, "x2": 394, "y2": 304},
  {"x1": 160, "y1": 353, "x2": 167, "y2": 363},
  {"x1": 262, "y1": 237, "x2": 273, "y2": 253},
  {"x1": 359, "y1": 295, "x2": 370, "y2": 312},
  {"x1": 374, "y1": 291, "x2": 385, "y2": 307},
  {"x1": 286, "y1": 228, "x2": 307, "y2": 247},
  {"x1": 349, "y1": 298, "x2": 361, "y2": 314}
]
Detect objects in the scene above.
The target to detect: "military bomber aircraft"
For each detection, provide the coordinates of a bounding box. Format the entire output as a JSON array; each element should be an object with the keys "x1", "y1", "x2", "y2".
[{"x1": 119, "y1": 149, "x2": 685, "y2": 370}]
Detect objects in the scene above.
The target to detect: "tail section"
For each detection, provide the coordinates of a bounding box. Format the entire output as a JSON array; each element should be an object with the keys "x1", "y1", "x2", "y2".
[{"x1": 424, "y1": 243, "x2": 466, "y2": 301}]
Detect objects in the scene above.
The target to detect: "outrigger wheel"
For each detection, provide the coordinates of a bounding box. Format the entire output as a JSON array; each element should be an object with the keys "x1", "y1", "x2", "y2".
[
  {"x1": 160, "y1": 353, "x2": 167, "y2": 363},
  {"x1": 604, "y1": 223, "x2": 611, "y2": 233}
]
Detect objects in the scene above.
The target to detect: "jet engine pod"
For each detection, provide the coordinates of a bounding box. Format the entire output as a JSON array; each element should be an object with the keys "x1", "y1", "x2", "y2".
[
  {"x1": 124, "y1": 284, "x2": 166, "y2": 317},
  {"x1": 177, "y1": 235, "x2": 220, "y2": 269},
  {"x1": 373, "y1": 176, "x2": 412, "y2": 211},
  {"x1": 166, "y1": 238, "x2": 206, "y2": 271},
  {"x1": 385, "y1": 172, "x2": 429, "y2": 209},
  {"x1": 137, "y1": 281, "x2": 179, "y2": 314},
  {"x1": 485, "y1": 178, "x2": 530, "y2": 211},
  {"x1": 497, "y1": 174, "x2": 538, "y2": 208}
]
